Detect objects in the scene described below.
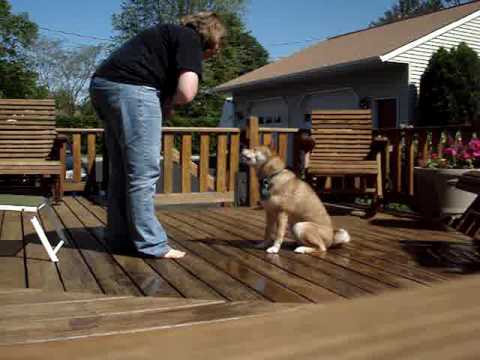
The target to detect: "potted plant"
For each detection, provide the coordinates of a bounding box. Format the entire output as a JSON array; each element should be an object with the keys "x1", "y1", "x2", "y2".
[{"x1": 414, "y1": 138, "x2": 480, "y2": 221}]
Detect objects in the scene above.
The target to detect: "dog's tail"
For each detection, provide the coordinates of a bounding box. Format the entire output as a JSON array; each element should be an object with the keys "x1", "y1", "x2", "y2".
[{"x1": 332, "y1": 228, "x2": 351, "y2": 246}]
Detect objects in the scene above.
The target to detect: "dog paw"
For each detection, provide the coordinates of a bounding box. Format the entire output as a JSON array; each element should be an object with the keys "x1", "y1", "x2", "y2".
[
  {"x1": 294, "y1": 246, "x2": 318, "y2": 254},
  {"x1": 266, "y1": 245, "x2": 280, "y2": 254}
]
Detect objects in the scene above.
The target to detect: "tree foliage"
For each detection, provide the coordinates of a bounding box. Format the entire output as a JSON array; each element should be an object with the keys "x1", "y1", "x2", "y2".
[
  {"x1": 173, "y1": 12, "x2": 269, "y2": 127},
  {"x1": 371, "y1": 0, "x2": 470, "y2": 27},
  {"x1": 31, "y1": 37, "x2": 103, "y2": 116},
  {"x1": 0, "y1": 0, "x2": 47, "y2": 98},
  {"x1": 418, "y1": 42, "x2": 480, "y2": 126},
  {"x1": 112, "y1": 0, "x2": 247, "y2": 44},
  {"x1": 111, "y1": 0, "x2": 268, "y2": 127}
]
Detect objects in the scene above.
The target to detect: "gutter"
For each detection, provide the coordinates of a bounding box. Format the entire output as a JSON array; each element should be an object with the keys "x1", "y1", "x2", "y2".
[{"x1": 214, "y1": 57, "x2": 382, "y2": 94}]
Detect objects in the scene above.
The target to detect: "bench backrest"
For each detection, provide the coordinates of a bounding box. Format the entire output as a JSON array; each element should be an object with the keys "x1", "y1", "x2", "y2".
[
  {"x1": 310, "y1": 110, "x2": 373, "y2": 162},
  {"x1": 0, "y1": 99, "x2": 57, "y2": 160}
]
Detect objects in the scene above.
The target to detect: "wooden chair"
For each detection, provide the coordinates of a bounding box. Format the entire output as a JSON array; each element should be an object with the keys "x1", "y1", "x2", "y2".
[
  {"x1": 0, "y1": 99, "x2": 65, "y2": 202},
  {"x1": 305, "y1": 109, "x2": 383, "y2": 211}
]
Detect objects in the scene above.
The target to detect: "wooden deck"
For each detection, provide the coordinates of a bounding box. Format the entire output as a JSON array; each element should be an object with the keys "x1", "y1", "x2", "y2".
[
  {"x1": 2, "y1": 196, "x2": 480, "y2": 356},
  {"x1": 0, "y1": 196, "x2": 472, "y2": 301}
]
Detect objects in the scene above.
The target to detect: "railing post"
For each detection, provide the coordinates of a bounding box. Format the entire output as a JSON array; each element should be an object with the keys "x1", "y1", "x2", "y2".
[
  {"x1": 405, "y1": 131, "x2": 415, "y2": 197},
  {"x1": 181, "y1": 134, "x2": 192, "y2": 193},
  {"x1": 229, "y1": 133, "x2": 240, "y2": 193},
  {"x1": 73, "y1": 133, "x2": 82, "y2": 184},
  {"x1": 390, "y1": 130, "x2": 403, "y2": 194},
  {"x1": 216, "y1": 134, "x2": 227, "y2": 192},
  {"x1": 59, "y1": 137, "x2": 66, "y2": 200},
  {"x1": 163, "y1": 134, "x2": 174, "y2": 194},
  {"x1": 247, "y1": 116, "x2": 260, "y2": 207},
  {"x1": 86, "y1": 133, "x2": 97, "y2": 194}
]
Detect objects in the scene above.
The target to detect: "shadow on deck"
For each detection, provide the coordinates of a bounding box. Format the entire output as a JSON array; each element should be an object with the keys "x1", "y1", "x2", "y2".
[{"x1": 0, "y1": 196, "x2": 475, "y2": 302}]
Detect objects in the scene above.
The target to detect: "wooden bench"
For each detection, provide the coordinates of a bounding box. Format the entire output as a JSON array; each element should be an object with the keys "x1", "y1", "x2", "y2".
[
  {"x1": 0, "y1": 99, "x2": 65, "y2": 202},
  {"x1": 305, "y1": 109, "x2": 383, "y2": 210}
]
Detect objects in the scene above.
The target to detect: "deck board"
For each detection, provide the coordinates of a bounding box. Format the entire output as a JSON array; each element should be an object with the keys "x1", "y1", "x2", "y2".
[
  {"x1": 75, "y1": 197, "x2": 228, "y2": 300},
  {"x1": 0, "y1": 195, "x2": 474, "y2": 304},
  {"x1": 63, "y1": 197, "x2": 182, "y2": 298},
  {"x1": 54, "y1": 201, "x2": 142, "y2": 296},
  {"x1": 22, "y1": 212, "x2": 64, "y2": 291},
  {"x1": 5, "y1": 275, "x2": 480, "y2": 359},
  {"x1": 0, "y1": 211, "x2": 25, "y2": 288}
]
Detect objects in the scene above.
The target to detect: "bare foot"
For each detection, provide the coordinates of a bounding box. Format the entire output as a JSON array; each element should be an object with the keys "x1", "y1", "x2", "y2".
[{"x1": 161, "y1": 249, "x2": 186, "y2": 259}]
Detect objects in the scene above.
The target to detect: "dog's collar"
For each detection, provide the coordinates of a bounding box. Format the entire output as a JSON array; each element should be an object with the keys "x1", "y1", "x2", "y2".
[{"x1": 259, "y1": 169, "x2": 284, "y2": 200}]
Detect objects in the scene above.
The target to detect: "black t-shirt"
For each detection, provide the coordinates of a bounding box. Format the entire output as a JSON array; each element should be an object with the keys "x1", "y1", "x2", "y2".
[{"x1": 94, "y1": 24, "x2": 203, "y2": 98}]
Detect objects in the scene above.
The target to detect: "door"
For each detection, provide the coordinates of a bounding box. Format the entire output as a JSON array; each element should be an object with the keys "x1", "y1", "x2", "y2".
[{"x1": 376, "y1": 98, "x2": 398, "y2": 129}]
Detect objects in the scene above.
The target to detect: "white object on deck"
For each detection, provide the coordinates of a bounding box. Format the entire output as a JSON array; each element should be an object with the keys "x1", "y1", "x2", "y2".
[{"x1": 0, "y1": 195, "x2": 66, "y2": 263}]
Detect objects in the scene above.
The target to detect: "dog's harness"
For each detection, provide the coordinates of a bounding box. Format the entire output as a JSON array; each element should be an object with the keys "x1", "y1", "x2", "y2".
[{"x1": 260, "y1": 170, "x2": 284, "y2": 200}]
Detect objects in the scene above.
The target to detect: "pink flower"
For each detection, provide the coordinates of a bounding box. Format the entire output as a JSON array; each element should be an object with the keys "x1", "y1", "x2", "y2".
[
  {"x1": 443, "y1": 147, "x2": 457, "y2": 157},
  {"x1": 469, "y1": 139, "x2": 480, "y2": 152},
  {"x1": 462, "y1": 151, "x2": 473, "y2": 160}
]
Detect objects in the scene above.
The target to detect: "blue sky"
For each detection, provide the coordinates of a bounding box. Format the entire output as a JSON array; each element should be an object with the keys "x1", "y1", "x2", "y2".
[{"x1": 10, "y1": 0, "x2": 396, "y2": 59}]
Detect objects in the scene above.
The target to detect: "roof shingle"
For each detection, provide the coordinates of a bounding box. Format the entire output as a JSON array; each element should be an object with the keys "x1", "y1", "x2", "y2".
[{"x1": 216, "y1": 1, "x2": 480, "y2": 92}]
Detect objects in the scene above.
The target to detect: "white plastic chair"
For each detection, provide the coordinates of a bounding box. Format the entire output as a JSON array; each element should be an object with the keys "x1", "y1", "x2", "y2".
[{"x1": 0, "y1": 195, "x2": 66, "y2": 262}]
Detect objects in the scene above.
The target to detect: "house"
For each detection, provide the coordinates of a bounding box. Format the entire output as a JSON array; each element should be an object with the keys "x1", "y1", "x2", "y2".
[{"x1": 215, "y1": 1, "x2": 480, "y2": 129}]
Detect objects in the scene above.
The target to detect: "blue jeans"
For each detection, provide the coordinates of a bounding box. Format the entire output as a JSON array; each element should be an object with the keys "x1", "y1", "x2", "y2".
[{"x1": 89, "y1": 77, "x2": 170, "y2": 256}]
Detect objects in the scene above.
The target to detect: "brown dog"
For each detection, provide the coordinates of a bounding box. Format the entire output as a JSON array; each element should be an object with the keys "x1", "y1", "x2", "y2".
[{"x1": 241, "y1": 146, "x2": 350, "y2": 254}]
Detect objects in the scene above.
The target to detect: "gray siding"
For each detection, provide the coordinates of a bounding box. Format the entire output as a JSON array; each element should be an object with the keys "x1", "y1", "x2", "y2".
[{"x1": 232, "y1": 63, "x2": 409, "y2": 128}]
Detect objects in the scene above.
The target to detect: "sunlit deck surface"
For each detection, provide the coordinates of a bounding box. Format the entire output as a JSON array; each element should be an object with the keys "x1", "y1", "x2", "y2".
[
  {"x1": 2, "y1": 195, "x2": 480, "y2": 355},
  {"x1": 0, "y1": 196, "x2": 472, "y2": 301}
]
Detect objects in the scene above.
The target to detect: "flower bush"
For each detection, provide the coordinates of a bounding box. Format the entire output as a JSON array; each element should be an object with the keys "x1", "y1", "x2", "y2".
[{"x1": 423, "y1": 139, "x2": 480, "y2": 169}]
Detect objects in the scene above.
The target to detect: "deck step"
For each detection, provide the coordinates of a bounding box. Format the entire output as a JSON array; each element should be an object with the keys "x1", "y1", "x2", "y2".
[
  {"x1": 0, "y1": 297, "x2": 304, "y2": 346},
  {"x1": 0, "y1": 296, "x2": 225, "y2": 323},
  {"x1": 0, "y1": 288, "x2": 113, "y2": 306}
]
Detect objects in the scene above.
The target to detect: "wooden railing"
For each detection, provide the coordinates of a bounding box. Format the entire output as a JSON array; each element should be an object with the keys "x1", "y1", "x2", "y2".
[
  {"x1": 60, "y1": 122, "x2": 476, "y2": 206},
  {"x1": 246, "y1": 117, "x2": 299, "y2": 206},
  {"x1": 57, "y1": 128, "x2": 104, "y2": 193},
  {"x1": 157, "y1": 127, "x2": 240, "y2": 206},
  {"x1": 374, "y1": 125, "x2": 475, "y2": 200},
  {"x1": 57, "y1": 118, "x2": 301, "y2": 207}
]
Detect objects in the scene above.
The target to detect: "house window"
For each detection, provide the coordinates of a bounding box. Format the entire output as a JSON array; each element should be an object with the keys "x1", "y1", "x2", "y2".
[
  {"x1": 266, "y1": 116, "x2": 272, "y2": 124},
  {"x1": 275, "y1": 116, "x2": 282, "y2": 123},
  {"x1": 259, "y1": 116, "x2": 265, "y2": 124},
  {"x1": 375, "y1": 98, "x2": 398, "y2": 129}
]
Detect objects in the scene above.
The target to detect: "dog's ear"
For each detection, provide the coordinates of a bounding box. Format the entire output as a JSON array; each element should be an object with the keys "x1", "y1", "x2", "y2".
[{"x1": 265, "y1": 139, "x2": 277, "y2": 155}]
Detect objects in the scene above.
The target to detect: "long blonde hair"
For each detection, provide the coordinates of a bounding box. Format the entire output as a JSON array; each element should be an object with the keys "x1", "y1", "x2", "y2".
[{"x1": 180, "y1": 12, "x2": 226, "y2": 52}]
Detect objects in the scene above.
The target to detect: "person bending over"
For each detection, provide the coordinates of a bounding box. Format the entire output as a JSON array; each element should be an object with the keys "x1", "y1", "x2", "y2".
[{"x1": 90, "y1": 12, "x2": 226, "y2": 258}]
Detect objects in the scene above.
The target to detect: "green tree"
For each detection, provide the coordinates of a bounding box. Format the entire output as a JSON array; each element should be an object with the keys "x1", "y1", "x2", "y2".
[
  {"x1": 0, "y1": 0, "x2": 47, "y2": 98},
  {"x1": 418, "y1": 42, "x2": 480, "y2": 126},
  {"x1": 371, "y1": 0, "x2": 469, "y2": 27},
  {"x1": 32, "y1": 37, "x2": 104, "y2": 116},
  {"x1": 172, "y1": 12, "x2": 269, "y2": 127},
  {"x1": 110, "y1": 1, "x2": 269, "y2": 127},
  {"x1": 112, "y1": 0, "x2": 247, "y2": 44}
]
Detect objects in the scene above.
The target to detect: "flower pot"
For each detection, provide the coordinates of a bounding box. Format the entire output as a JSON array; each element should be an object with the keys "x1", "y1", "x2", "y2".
[{"x1": 413, "y1": 167, "x2": 477, "y2": 221}]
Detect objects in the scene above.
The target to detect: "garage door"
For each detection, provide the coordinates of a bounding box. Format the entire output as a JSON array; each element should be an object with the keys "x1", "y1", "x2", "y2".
[{"x1": 250, "y1": 98, "x2": 288, "y2": 127}]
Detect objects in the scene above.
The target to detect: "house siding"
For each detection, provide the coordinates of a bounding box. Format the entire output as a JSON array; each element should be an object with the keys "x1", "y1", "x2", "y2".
[
  {"x1": 388, "y1": 15, "x2": 480, "y2": 91},
  {"x1": 231, "y1": 63, "x2": 409, "y2": 129}
]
